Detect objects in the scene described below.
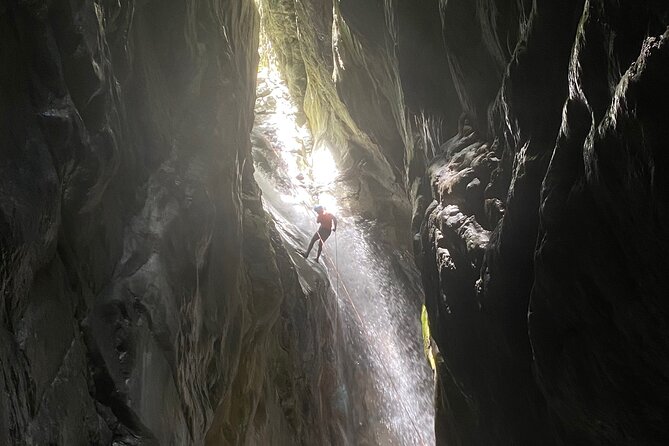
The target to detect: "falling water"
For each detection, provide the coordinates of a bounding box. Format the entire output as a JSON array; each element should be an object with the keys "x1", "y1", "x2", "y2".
[{"x1": 253, "y1": 48, "x2": 435, "y2": 445}]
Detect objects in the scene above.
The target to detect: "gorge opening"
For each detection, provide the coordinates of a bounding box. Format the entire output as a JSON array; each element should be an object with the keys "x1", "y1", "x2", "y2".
[
  {"x1": 250, "y1": 22, "x2": 435, "y2": 445},
  {"x1": 1, "y1": 1, "x2": 668, "y2": 445}
]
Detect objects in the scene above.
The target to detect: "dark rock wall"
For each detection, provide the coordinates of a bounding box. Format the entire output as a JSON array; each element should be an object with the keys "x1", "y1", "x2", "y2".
[
  {"x1": 530, "y1": 8, "x2": 669, "y2": 445},
  {"x1": 413, "y1": 1, "x2": 669, "y2": 445},
  {"x1": 1, "y1": 1, "x2": 342, "y2": 444},
  {"x1": 3, "y1": 0, "x2": 669, "y2": 444},
  {"x1": 256, "y1": 0, "x2": 669, "y2": 444}
]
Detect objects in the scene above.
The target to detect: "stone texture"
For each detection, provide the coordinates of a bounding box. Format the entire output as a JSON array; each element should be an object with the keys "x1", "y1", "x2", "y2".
[
  {"x1": 1, "y1": 1, "x2": 343, "y2": 444},
  {"x1": 267, "y1": 0, "x2": 669, "y2": 443},
  {"x1": 410, "y1": 1, "x2": 669, "y2": 445},
  {"x1": 3, "y1": 0, "x2": 669, "y2": 444},
  {"x1": 530, "y1": 22, "x2": 669, "y2": 446}
]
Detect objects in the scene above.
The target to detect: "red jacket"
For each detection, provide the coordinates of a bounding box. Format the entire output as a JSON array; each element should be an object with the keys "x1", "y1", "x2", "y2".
[{"x1": 317, "y1": 212, "x2": 336, "y2": 230}]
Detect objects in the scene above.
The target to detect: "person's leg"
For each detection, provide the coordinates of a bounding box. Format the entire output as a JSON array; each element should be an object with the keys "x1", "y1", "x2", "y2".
[
  {"x1": 315, "y1": 229, "x2": 330, "y2": 262},
  {"x1": 315, "y1": 240, "x2": 323, "y2": 262},
  {"x1": 304, "y1": 232, "x2": 319, "y2": 257}
]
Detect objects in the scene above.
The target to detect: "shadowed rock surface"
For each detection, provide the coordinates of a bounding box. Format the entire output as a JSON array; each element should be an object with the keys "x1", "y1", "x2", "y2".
[
  {"x1": 1, "y1": 1, "x2": 345, "y2": 444},
  {"x1": 412, "y1": 2, "x2": 669, "y2": 445},
  {"x1": 2, "y1": 0, "x2": 669, "y2": 445},
  {"x1": 258, "y1": 0, "x2": 669, "y2": 444}
]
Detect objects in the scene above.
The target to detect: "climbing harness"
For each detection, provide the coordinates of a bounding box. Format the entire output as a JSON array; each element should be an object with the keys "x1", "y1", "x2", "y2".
[{"x1": 316, "y1": 228, "x2": 427, "y2": 446}]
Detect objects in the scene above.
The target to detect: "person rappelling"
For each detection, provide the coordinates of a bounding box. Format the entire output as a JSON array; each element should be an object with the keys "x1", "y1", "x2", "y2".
[{"x1": 302, "y1": 205, "x2": 337, "y2": 263}]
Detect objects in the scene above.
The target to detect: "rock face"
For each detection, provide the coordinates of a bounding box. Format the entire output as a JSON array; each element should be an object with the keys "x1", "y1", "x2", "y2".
[
  {"x1": 258, "y1": 0, "x2": 669, "y2": 444},
  {"x1": 412, "y1": 2, "x2": 669, "y2": 445},
  {"x1": 3, "y1": 0, "x2": 669, "y2": 445},
  {"x1": 1, "y1": 1, "x2": 344, "y2": 444},
  {"x1": 531, "y1": 20, "x2": 669, "y2": 446}
]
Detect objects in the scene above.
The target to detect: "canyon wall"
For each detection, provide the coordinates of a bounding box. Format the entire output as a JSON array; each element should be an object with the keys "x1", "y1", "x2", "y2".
[
  {"x1": 262, "y1": 0, "x2": 669, "y2": 444},
  {"x1": 2, "y1": 0, "x2": 669, "y2": 445},
  {"x1": 1, "y1": 1, "x2": 344, "y2": 444},
  {"x1": 416, "y1": 2, "x2": 669, "y2": 445}
]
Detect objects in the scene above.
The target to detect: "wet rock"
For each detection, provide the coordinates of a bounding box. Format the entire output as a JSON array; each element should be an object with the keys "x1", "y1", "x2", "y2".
[
  {"x1": 4, "y1": 0, "x2": 669, "y2": 444},
  {"x1": 1, "y1": 1, "x2": 341, "y2": 444},
  {"x1": 249, "y1": 0, "x2": 669, "y2": 443},
  {"x1": 413, "y1": 1, "x2": 669, "y2": 445}
]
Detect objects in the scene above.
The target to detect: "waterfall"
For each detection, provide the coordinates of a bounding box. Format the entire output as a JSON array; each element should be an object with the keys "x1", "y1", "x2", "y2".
[{"x1": 253, "y1": 51, "x2": 435, "y2": 446}]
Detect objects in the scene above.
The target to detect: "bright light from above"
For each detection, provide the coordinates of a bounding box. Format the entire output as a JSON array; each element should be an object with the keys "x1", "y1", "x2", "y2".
[
  {"x1": 310, "y1": 141, "x2": 339, "y2": 213},
  {"x1": 255, "y1": 40, "x2": 340, "y2": 215},
  {"x1": 311, "y1": 141, "x2": 338, "y2": 186},
  {"x1": 256, "y1": 64, "x2": 308, "y2": 182}
]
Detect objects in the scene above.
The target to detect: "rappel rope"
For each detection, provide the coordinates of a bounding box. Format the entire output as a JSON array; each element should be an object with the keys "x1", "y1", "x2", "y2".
[
  {"x1": 315, "y1": 230, "x2": 426, "y2": 446},
  {"x1": 335, "y1": 231, "x2": 339, "y2": 297}
]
